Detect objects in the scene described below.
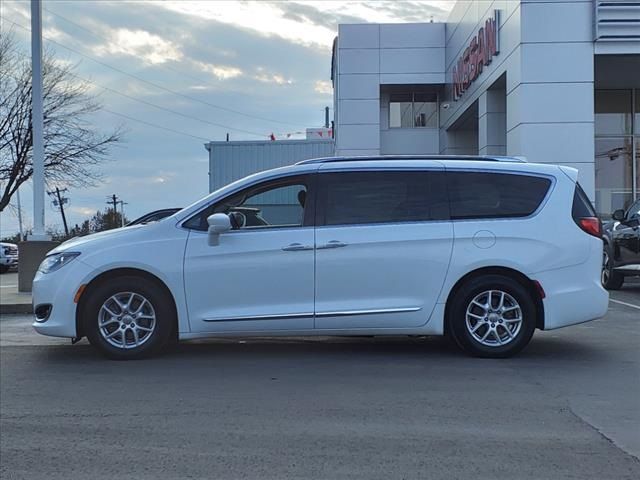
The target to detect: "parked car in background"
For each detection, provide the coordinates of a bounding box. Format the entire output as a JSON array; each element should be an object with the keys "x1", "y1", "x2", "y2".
[
  {"x1": 126, "y1": 208, "x2": 182, "y2": 226},
  {"x1": 0, "y1": 242, "x2": 19, "y2": 274},
  {"x1": 31, "y1": 156, "x2": 608, "y2": 360},
  {"x1": 602, "y1": 198, "x2": 640, "y2": 289}
]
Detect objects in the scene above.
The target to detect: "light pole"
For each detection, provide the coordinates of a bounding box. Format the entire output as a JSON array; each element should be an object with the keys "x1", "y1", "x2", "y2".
[
  {"x1": 30, "y1": 0, "x2": 46, "y2": 240},
  {"x1": 19, "y1": 0, "x2": 55, "y2": 294}
]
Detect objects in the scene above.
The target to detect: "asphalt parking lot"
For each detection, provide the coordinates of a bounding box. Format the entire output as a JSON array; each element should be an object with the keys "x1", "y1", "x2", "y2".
[{"x1": 1, "y1": 284, "x2": 639, "y2": 479}]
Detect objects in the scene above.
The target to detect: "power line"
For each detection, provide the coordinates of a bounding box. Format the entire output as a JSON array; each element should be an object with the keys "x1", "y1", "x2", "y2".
[
  {"x1": 9, "y1": 47, "x2": 266, "y2": 137},
  {"x1": 101, "y1": 108, "x2": 212, "y2": 142},
  {"x1": 4, "y1": 17, "x2": 274, "y2": 138},
  {"x1": 8, "y1": 6, "x2": 305, "y2": 128},
  {"x1": 6, "y1": 47, "x2": 304, "y2": 143}
]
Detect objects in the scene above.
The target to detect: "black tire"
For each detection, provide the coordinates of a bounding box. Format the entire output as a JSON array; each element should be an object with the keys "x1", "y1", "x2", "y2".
[
  {"x1": 0, "y1": 265, "x2": 9, "y2": 274},
  {"x1": 82, "y1": 275, "x2": 176, "y2": 360},
  {"x1": 448, "y1": 274, "x2": 536, "y2": 358},
  {"x1": 602, "y1": 243, "x2": 624, "y2": 290}
]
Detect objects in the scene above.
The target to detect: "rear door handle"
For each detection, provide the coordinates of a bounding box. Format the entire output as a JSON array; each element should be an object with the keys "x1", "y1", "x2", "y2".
[
  {"x1": 282, "y1": 243, "x2": 313, "y2": 252},
  {"x1": 317, "y1": 240, "x2": 348, "y2": 249}
]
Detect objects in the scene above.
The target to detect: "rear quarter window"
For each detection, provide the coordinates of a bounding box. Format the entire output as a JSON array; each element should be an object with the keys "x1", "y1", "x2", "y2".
[
  {"x1": 572, "y1": 183, "x2": 597, "y2": 219},
  {"x1": 447, "y1": 171, "x2": 551, "y2": 220}
]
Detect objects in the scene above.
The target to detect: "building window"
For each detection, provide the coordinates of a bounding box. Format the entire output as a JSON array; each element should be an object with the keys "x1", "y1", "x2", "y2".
[
  {"x1": 635, "y1": 91, "x2": 640, "y2": 135},
  {"x1": 595, "y1": 89, "x2": 640, "y2": 218},
  {"x1": 389, "y1": 92, "x2": 437, "y2": 128},
  {"x1": 595, "y1": 90, "x2": 632, "y2": 135},
  {"x1": 595, "y1": 137, "x2": 634, "y2": 214}
]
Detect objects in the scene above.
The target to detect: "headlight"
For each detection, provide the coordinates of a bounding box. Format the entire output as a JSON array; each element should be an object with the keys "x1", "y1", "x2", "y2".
[{"x1": 38, "y1": 252, "x2": 80, "y2": 274}]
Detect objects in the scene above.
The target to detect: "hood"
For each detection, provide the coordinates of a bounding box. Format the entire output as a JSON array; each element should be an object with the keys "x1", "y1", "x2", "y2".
[
  {"x1": 50, "y1": 224, "x2": 148, "y2": 254},
  {"x1": 1, "y1": 242, "x2": 18, "y2": 248}
]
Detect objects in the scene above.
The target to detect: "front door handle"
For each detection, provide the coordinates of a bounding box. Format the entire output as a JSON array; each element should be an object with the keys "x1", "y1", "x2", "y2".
[
  {"x1": 282, "y1": 243, "x2": 313, "y2": 252},
  {"x1": 317, "y1": 240, "x2": 348, "y2": 249}
]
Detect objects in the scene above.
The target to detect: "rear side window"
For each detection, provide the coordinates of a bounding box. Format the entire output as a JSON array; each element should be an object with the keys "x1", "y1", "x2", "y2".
[
  {"x1": 317, "y1": 170, "x2": 448, "y2": 226},
  {"x1": 572, "y1": 183, "x2": 597, "y2": 219},
  {"x1": 447, "y1": 171, "x2": 551, "y2": 220}
]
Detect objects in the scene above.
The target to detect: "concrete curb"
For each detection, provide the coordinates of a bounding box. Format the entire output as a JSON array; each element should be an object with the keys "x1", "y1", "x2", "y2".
[{"x1": 0, "y1": 304, "x2": 33, "y2": 315}]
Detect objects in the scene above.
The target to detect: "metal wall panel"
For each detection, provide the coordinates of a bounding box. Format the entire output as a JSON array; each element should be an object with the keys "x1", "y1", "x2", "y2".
[{"x1": 207, "y1": 139, "x2": 335, "y2": 193}]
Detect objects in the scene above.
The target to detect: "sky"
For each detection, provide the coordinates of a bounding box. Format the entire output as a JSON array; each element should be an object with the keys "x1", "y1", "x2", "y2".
[{"x1": 0, "y1": 0, "x2": 452, "y2": 237}]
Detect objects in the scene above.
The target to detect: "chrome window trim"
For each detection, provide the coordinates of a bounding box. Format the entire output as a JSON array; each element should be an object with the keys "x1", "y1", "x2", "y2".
[
  {"x1": 182, "y1": 165, "x2": 558, "y2": 231},
  {"x1": 314, "y1": 220, "x2": 451, "y2": 231},
  {"x1": 188, "y1": 225, "x2": 314, "y2": 236}
]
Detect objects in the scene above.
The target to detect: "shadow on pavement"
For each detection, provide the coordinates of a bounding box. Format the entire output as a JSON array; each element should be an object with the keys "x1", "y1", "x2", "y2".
[{"x1": 21, "y1": 332, "x2": 609, "y2": 367}]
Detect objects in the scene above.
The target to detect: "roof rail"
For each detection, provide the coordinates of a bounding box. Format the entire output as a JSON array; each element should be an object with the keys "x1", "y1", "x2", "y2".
[{"x1": 296, "y1": 155, "x2": 527, "y2": 165}]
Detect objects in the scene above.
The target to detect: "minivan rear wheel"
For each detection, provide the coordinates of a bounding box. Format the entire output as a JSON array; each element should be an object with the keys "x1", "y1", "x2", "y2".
[
  {"x1": 83, "y1": 275, "x2": 175, "y2": 360},
  {"x1": 449, "y1": 275, "x2": 536, "y2": 358}
]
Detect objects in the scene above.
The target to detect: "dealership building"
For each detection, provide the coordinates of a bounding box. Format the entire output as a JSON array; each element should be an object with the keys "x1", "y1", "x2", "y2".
[{"x1": 330, "y1": 0, "x2": 640, "y2": 216}]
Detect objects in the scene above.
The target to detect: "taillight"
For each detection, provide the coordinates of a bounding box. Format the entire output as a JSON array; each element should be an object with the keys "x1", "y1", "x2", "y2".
[{"x1": 578, "y1": 217, "x2": 601, "y2": 238}]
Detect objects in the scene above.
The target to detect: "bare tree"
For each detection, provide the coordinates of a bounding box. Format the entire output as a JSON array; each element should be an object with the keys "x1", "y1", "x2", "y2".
[{"x1": 0, "y1": 30, "x2": 123, "y2": 212}]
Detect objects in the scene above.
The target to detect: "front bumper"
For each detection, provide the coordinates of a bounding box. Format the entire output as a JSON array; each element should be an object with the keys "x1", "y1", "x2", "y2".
[
  {"x1": 32, "y1": 259, "x2": 94, "y2": 338},
  {"x1": 0, "y1": 255, "x2": 18, "y2": 267}
]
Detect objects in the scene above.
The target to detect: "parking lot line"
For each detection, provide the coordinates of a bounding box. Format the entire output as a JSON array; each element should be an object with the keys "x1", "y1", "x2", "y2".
[{"x1": 610, "y1": 298, "x2": 640, "y2": 310}]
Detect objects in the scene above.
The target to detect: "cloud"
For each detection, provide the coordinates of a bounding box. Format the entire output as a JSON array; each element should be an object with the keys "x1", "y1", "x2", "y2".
[
  {"x1": 69, "y1": 206, "x2": 96, "y2": 216},
  {"x1": 314, "y1": 80, "x2": 333, "y2": 95},
  {"x1": 157, "y1": 1, "x2": 336, "y2": 49},
  {"x1": 254, "y1": 67, "x2": 293, "y2": 85},
  {"x1": 93, "y1": 28, "x2": 183, "y2": 64},
  {"x1": 195, "y1": 61, "x2": 243, "y2": 80},
  {"x1": 42, "y1": 26, "x2": 69, "y2": 42}
]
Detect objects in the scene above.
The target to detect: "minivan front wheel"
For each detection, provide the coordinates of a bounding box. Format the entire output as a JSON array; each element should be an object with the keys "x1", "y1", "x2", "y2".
[
  {"x1": 449, "y1": 275, "x2": 536, "y2": 358},
  {"x1": 83, "y1": 276, "x2": 175, "y2": 360}
]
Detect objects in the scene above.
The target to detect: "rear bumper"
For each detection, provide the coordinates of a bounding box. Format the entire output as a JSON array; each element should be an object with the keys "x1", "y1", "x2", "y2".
[{"x1": 533, "y1": 253, "x2": 609, "y2": 330}]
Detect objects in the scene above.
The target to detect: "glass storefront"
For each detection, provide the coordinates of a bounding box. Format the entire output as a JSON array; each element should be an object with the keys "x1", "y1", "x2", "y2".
[{"x1": 595, "y1": 89, "x2": 640, "y2": 218}]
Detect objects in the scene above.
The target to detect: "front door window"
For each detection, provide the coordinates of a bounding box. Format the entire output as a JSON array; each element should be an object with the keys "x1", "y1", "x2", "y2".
[{"x1": 214, "y1": 183, "x2": 307, "y2": 230}]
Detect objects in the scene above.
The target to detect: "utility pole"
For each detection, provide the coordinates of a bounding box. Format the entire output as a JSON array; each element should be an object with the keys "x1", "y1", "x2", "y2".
[
  {"x1": 30, "y1": 0, "x2": 46, "y2": 240},
  {"x1": 107, "y1": 194, "x2": 124, "y2": 229},
  {"x1": 47, "y1": 187, "x2": 69, "y2": 236},
  {"x1": 117, "y1": 200, "x2": 128, "y2": 227}
]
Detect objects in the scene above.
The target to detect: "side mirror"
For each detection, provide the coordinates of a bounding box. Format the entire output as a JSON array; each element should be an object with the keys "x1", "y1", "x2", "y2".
[
  {"x1": 207, "y1": 213, "x2": 231, "y2": 246},
  {"x1": 612, "y1": 209, "x2": 626, "y2": 222}
]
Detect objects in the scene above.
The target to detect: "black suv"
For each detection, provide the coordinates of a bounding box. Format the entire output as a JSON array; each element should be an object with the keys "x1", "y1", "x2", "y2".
[{"x1": 602, "y1": 199, "x2": 640, "y2": 289}]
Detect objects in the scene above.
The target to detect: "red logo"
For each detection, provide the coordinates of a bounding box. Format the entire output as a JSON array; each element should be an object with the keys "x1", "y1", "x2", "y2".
[{"x1": 452, "y1": 10, "x2": 500, "y2": 101}]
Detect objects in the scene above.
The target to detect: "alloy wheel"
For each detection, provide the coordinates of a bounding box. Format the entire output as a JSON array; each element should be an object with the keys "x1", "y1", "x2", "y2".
[
  {"x1": 465, "y1": 290, "x2": 523, "y2": 347},
  {"x1": 98, "y1": 292, "x2": 157, "y2": 349}
]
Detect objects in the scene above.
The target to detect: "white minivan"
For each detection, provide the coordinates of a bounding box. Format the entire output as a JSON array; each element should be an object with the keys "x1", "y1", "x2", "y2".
[{"x1": 32, "y1": 156, "x2": 609, "y2": 359}]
